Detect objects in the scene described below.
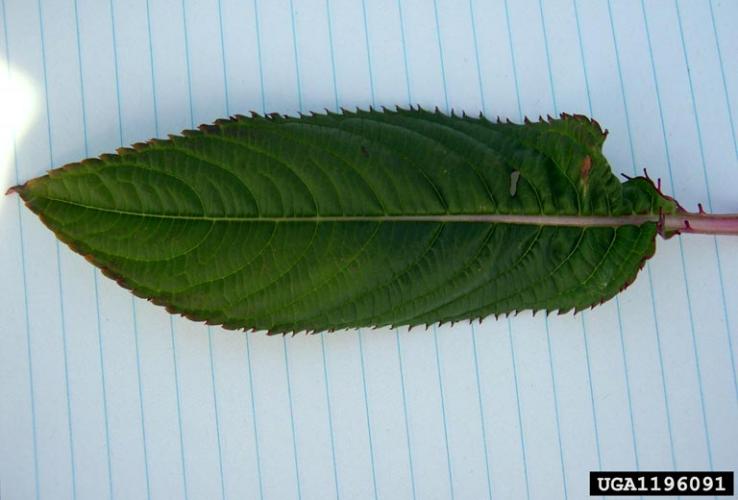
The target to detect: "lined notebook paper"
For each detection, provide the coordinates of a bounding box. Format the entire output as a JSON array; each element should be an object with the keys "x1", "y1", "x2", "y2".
[{"x1": 1, "y1": 0, "x2": 737, "y2": 499}]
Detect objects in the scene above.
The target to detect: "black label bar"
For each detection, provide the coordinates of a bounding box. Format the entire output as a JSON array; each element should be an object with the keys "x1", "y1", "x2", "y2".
[{"x1": 590, "y1": 471, "x2": 733, "y2": 496}]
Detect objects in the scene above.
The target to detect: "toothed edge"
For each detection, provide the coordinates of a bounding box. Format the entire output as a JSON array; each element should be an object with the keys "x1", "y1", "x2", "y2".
[{"x1": 11, "y1": 106, "x2": 648, "y2": 334}]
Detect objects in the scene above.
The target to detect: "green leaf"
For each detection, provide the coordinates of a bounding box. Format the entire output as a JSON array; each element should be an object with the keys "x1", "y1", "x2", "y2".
[{"x1": 10, "y1": 108, "x2": 735, "y2": 334}]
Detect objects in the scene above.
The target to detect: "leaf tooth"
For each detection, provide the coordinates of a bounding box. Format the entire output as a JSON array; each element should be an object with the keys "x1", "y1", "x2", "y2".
[
  {"x1": 99, "y1": 152, "x2": 118, "y2": 162},
  {"x1": 180, "y1": 128, "x2": 200, "y2": 137},
  {"x1": 116, "y1": 146, "x2": 135, "y2": 156},
  {"x1": 198, "y1": 123, "x2": 219, "y2": 133}
]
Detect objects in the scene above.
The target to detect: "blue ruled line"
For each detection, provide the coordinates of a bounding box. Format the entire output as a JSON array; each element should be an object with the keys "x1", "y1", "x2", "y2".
[
  {"x1": 431, "y1": 0, "x2": 449, "y2": 112},
  {"x1": 396, "y1": 0, "x2": 412, "y2": 103},
  {"x1": 502, "y1": 6, "x2": 530, "y2": 497},
  {"x1": 216, "y1": 0, "x2": 230, "y2": 116},
  {"x1": 640, "y1": 0, "x2": 714, "y2": 470},
  {"x1": 674, "y1": 0, "x2": 736, "y2": 412},
  {"x1": 707, "y1": 0, "x2": 738, "y2": 406},
  {"x1": 393, "y1": 6, "x2": 416, "y2": 496},
  {"x1": 319, "y1": 334, "x2": 340, "y2": 500},
  {"x1": 319, "y1": 7, "x2": 340, "y2": 499},
  {"x1": 357, "y1": 331, "x2": 379, "y2": 500},
  {"x1": 645, "y1": 269, "x2": 678, "y2": 469},
  {"x1": 72, "y1": 2, "x2": 114, "y2": 496},
  {"x1": 145, "y1": 0, "x2": 159, "y2": 136},
  {"x1": 606, "y1": 1, "x2": 685, "y2": 475},
  {"x1": 169, "y1": 318, "x2": 190, "y2": 500},
  {"x1": 360, "y1": 0, "x2": 375, "y2": 107},
  {"x1": 131, "y1": 297, "x2": 151, "y2": 500},
  {"x1": 502, "y1": 0, "x2": 522, "y2": 121},
  {"x1": 287, "y1": 0, "x2": 302, "y2": 113},
  {"x1": 468, "y1": 7, "x2": 493, "y2": 497},
  {"x1": 467, "y1": 0, "x2": 485, "y2": 112},
  {"x1": 181, "y1": 0, "x2": 194, "y2": 127},
  {"x1": 207, "y1": 329, "x2": 226, "y2": 500},
  {"x1": 432, "y1": 326, "x2": 454, "y2": 500},
  {"x1": 281, "y1": 338, "x2": 302, "y2": 500},
  {"x1": 536, "y1": 2, "x2": 569, "y2": 494},
  {"x1": 324, "y1": 0, "x2": 339, "y2": 111},
  {"x1": 248, "y1": 3, "x2": 266, "y2": 497},
  {"x1": 470, "y1": 324, "x2": 493, "y2": 500},
  {"x1": 2, "y1": 2, "x2": 39, "y2": 497},
  {"x1": 428, "y1": 7, "x2": 453, "y2": 494},
  {"x1": 603, "y1": 3, "x2": 641, "y2": 473},
  {"x1": 286, "y1": 6, "x2": 304, "y2": 496},
  {"x1": 36, "y1": 2, "x2": 78, "y2": 498},
  {"x1": 580, "y1": 315, "x2": 603, "y2": 471},
  {"x1": 109, "y1": 0, "x2": 153, "y2": 493},
  {"x1": 707, "y1": 1, "x2": 738, "y2": 164},
  {"x1": 212, "y1": 6, "x2": 230, "y2": 497},
  {"x1": 244, "y1": 334, "x2": 264, "y2": 500},
  {"x1": 252, "y1": 0, "x2": 266, "y2": 114},
  {"x1": 395, "y1": 331, "x2": 417, "y2": 500},
  {"x1": 507, "y1": 320, "x2": 530, "y2": 500}
]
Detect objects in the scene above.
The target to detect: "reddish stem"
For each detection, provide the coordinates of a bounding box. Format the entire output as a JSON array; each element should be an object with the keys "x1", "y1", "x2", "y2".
[{"x1": 665, "y1": 212, "x2": 738, "y2": 236}]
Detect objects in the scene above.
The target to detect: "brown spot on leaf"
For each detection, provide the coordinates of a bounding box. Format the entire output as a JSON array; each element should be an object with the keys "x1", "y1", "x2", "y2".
[{"x1": 580, "y1": 155, "x2": 592, "y2": 185}]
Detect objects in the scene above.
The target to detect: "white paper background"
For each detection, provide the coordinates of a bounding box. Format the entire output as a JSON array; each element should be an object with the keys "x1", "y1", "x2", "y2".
[{"x1": 1, "y1": 1, "x2": 737, "y2": 499}]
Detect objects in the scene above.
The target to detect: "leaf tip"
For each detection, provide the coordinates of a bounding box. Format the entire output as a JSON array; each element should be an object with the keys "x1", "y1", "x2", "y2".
[{"x1": 5, "y1": 184, "x2": 22, "y2": 196}]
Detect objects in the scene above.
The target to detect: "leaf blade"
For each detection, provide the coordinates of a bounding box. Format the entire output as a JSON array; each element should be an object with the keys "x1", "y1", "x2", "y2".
[{"x1": 13, "y1": 109, "x2": 679, "y2": 333}]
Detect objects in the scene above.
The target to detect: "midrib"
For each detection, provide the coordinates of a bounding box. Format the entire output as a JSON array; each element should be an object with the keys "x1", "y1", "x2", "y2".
[{"x1": 46, "y1": 195, "x2": 663, "y2": 227}]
